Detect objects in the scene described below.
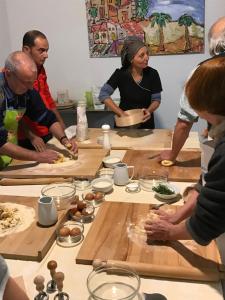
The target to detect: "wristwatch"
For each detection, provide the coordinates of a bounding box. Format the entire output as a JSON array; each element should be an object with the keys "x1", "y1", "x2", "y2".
[{"x1": 59, "y1": 135, "x2": 67, "y2": 144}]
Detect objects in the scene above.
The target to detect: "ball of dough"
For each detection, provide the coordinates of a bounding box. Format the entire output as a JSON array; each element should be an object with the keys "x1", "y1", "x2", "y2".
[{"x1": 161, "y1": 160, "x2": 174, "y2": 167}]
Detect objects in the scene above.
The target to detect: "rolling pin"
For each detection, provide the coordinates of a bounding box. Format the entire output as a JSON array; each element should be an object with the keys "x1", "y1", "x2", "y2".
[
  {"x1": 0, "y1": 177, "x2": 74, "y2": 186},
  {"x1": 93, "y1": 259, "x2": 225, "y2": 282}
]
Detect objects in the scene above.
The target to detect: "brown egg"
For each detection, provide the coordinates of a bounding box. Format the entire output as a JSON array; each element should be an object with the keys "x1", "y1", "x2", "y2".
[
  {"x1": 77, "y1": 201, "x2": 87, "y2": 210},
  {"x1": 71, "y1": 195, "x2": 79, "y2": 205},
  {"x1": 94, "y1": 192, "x2": 104, "y2": 201},
  {"x1": 74, "y1": 211, "x2": 82, "y2": 217},
  {"x1": 84, "y1": 193, "x2": 95, "y2": 201},
  {"x1": 69, "y1": 207, "x2": 78, "y2": 215},
  {"x1": 70, "y1": 227, "x2": 81, "y2": 237},
  {"x1": 59, "y1": 227, "x2": 70, "y2": 237}
]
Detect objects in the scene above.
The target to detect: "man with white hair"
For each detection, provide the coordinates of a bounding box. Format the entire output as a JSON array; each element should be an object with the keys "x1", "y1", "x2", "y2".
[{"x1": 0, "y1": 51, "x2": 77, "y2": 169}]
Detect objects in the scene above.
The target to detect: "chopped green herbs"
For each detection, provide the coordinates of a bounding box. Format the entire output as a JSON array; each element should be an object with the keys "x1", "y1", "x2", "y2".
[{"x1": 152, "y1": 184, "x2": 175, "y2": 195}]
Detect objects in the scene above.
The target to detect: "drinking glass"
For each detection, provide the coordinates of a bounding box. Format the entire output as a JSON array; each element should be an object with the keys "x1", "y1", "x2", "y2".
[{"x1": 139, "y1": 167, "x2": 168, "y2": 192}]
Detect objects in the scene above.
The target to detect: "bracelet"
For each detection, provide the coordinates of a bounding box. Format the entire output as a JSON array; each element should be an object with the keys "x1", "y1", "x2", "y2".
[{"x1": 59, "y1": 135, "x2": 67, "y2": 144}]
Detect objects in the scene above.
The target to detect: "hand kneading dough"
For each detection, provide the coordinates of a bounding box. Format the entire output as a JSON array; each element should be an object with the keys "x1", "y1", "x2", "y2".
[
  {"x1": 54, "y1": 153, "x2": 65, "y2": 164},
  {"x1": 54, "y1": 153, "x2": 72, "y2": 164},
  {"x1": 147, "y1": 211, "x2": 160, "y2": 221},
  {"x1": 161, "y1": 160, "x2": 174, "y2": 167}
]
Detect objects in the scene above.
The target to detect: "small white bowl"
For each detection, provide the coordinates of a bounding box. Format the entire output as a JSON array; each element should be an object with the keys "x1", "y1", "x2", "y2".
[
  {"x1": 91, "y1": 177, "x2": 113, "y2": 193},
  {"x1": 102, "y1": 155, "x2": 121, "y2": 168},
  {"x1": 153, "y1": 183, "x2": 179, "y2": 200},
  {"x1": 98, "y1": 168, "x2": 114, "y2": 179}
]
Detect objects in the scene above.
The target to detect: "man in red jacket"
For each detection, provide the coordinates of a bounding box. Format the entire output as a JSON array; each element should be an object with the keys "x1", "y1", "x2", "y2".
[{"x1": 18, "y1": 30, "x2": 67, "y2": 152}]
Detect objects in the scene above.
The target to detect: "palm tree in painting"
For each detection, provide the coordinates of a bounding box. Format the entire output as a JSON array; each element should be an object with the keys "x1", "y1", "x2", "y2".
[
  {"x1": 178, "y1": 14, "x2": 195, "y2": 52},
  {"x1": 89, "y1": 6, "x2": 98, "y2": 24},
  {"x1": 136, "y1": 0, "x2": 149, "y2": 20},
  {"x1": 150, "y1": 12, "x2": 172, "y2": 51}
]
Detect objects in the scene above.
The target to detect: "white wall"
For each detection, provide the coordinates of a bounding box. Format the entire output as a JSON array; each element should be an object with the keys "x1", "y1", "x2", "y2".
[
  {"x1": 0, "y1": 0, "x2": 11, "y2": 64},
  {"x1": 2, "y1": 0, "x2": 225, "y2": 130}
]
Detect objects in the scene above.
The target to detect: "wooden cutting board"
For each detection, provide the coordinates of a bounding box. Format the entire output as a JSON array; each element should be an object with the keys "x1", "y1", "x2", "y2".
[
  {"x1": 78, "y1": 128, "x2": 172, "y2": 150},
  {"x1": 122, "y1": 150, "x2": 201, "y2": 182},
  {"x1": 0, "y1": 149, "x2": 109, "y2": 179},
  {"x1": 0, "y1": 195, "x2": 67, "y2": 261},
  {"x1": 76, "y1": 202, "x2": 224, "y2": 282}
]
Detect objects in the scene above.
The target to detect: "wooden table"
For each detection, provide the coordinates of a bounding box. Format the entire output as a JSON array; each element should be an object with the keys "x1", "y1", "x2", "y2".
[
  {"x1": 1, "y1": 180, "x2": 224, "y2": 300},
  {"x1": 1, "y1": 131, "x2": 224, "y2": 300},
  {"x1": 76, "y1": 128, "x2": 200, "y2": 150}
]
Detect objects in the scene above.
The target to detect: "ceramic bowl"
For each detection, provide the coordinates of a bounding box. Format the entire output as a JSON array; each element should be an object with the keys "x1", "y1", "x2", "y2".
[
  {"x1": 91, "y1": 177, "x2": 113, "y2": 193},
  {"x1": 41, "y1": 183, "x2": 76, "y2": 210},
  {"x1": 102, "y1": 155, "x2": 121, "y2": 168},
  {"x1": 87, "y1": 265, "x2": 140, "y2": 300},
  {"x1": 115, "y1": 109, "x2": 144, "y2": 127},
  {"x1": 98, "y1": 168, "x2": 114, "y2": 179},
  {"x1": 153, "y1": 183, "x2": 180, "y2": 200}
]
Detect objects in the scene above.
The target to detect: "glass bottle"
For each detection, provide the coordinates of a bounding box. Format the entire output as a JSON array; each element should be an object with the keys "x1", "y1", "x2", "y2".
[
  {"x1": 76, "y1": 102, "x2": 88, "y2": 141},
  {"x1": 102, "y1": 124, "x2": 111, "y2": 150}
]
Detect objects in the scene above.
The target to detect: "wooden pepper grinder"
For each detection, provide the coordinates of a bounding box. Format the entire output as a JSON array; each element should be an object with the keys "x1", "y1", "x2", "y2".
[
  {"x1": 54, "y1": 272, "x2": 69, "y2": 300},
  {"x1": 47, "y1": 260, "x2": 57, "y2": 293},
  {"x1": 33, "y1": 275, "x2": 49, "y2": 300}
]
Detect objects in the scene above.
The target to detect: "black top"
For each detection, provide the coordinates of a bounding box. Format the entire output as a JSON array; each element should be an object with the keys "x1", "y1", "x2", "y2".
[
  {"x1": 186, "y1": 134, "x2": 225, "y2": 245},
  {"x1": 107, "y1": 66, "x2": 162, "y2": 128}
]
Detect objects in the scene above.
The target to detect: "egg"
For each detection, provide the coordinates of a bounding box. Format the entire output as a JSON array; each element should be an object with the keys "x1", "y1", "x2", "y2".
[
  {"x1": 71, "y1": 195, "x2": 79, "y2": 205},
  {"x1": 74, "y1": 211, "x2": 82, "y2": 217},
  {"x1": 70, "y1": 227, "x2": 81, "y2": 237},
  {"x1": 69, "y1": 207, "x2": 78, "y2": 215},
  {"x1": 77, "y1": 201, "x2": 86, "y2": 210},
  {"x1": 94, "y1": 192, "x2": 104, "y2": 201},
  {"x1": 84, "y1": 193, "x2": 95, "y2": 201},
  {"x1": 59, "y1": 227, "x2": 70, "y2": 237}
]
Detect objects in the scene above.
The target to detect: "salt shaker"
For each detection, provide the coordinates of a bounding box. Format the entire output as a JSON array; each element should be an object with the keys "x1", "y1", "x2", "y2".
[{"x1": 102, "y1": 124, "x2": 111, "y2": 150}]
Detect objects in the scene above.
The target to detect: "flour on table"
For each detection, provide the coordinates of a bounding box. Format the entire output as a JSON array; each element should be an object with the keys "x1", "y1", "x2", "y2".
[
  {"x1": 0, "y1": 203, "x2": 35, "y2": 237},
  {"x1": 38, "y1": 152, "x2": 78, "y2": 169}
]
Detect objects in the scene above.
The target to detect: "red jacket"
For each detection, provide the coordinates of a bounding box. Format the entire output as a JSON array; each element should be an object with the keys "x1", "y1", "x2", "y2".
[{"x1": 18, "y1": 67, "x2": 56, "y2": 139}]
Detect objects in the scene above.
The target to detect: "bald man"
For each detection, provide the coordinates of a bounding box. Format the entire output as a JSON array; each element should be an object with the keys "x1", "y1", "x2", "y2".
[{"x1": 0, "y1": 51, "x2": 77, "y2": 169}]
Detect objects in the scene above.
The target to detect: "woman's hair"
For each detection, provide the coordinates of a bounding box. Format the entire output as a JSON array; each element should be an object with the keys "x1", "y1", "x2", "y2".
[
  {"x1": 185, "y1": 56, "x2": 225, "y2": 116},
  {"x1": 121, "y1": 36, "x2": 146, "y2": 68}
]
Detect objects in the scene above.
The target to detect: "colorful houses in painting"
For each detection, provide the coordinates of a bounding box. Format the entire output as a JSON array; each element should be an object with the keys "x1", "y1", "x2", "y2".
[
  {"x1": 86, "y1": 0, "x2": 204, "y2": 57},
  {"x1": 86, "y1": 0, "x2": 143, "y2": 56}
]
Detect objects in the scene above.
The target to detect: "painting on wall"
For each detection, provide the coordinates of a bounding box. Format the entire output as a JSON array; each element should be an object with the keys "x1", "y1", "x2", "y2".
[{"x1": 85, "y1": 0, "x2": 205, "y2": 57}]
